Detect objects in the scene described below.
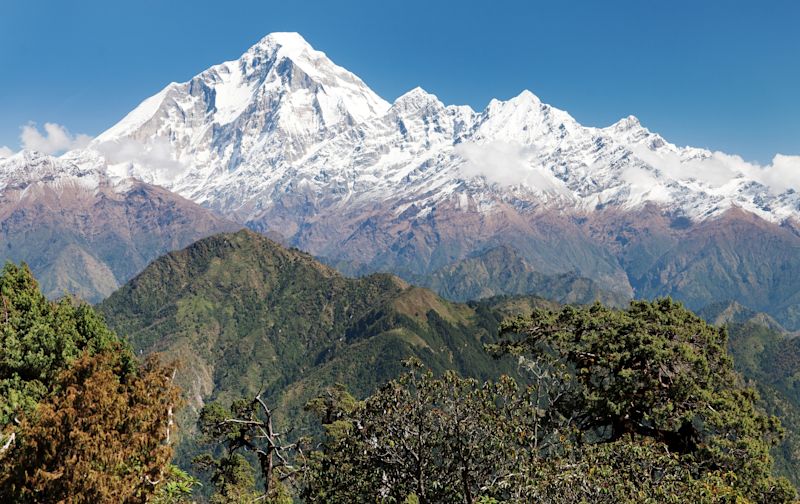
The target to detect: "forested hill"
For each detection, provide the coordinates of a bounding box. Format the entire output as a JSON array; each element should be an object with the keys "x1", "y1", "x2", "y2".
[
  {"x1": 97, "y1": 230, "x2": 800, "y2": 492},
  {"x1": 97, "y1": 231, "x2": 529, "y2": 452}
]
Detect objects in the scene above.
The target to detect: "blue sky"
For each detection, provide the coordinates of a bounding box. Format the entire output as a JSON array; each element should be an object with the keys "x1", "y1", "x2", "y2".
[{"x1": 0, "y1": 0, "x2": 797, "y2": 162}]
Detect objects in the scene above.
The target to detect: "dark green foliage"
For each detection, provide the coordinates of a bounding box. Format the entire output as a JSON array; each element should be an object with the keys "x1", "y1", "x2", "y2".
[
  {"x1": 302, "y1": 300, "x2": 796, "y2": 502},
  {"x1": 0, "y1": 262, "x2": 123, "y2": 430},
  {"x1": 493, "y1": 299, "x2": 795, "y2": 502},
  {"x1": 724, "y1": 321, "x2": 800, "y2": 488},
  {"x1": 302, "y1": 362, "x2": 542, "y2": 503},
  {"x1": 194, "y1": 396, "x2": 296, "y2": 503},
  {"x1": 94, "y1": 231, "x2": 800, "y2": 499},
  {"x1": 151, "y1": 465, "x2": 202, "y2": 504},
  {"x1": 517, "y1": 440, "x2": 755, "y2": 503},
  {"x1": 302, "y1": 358, "x2": 795, "y2": 503},
  {"x1": 193, "y1": 452, "x2": 259, "y2": 503}
]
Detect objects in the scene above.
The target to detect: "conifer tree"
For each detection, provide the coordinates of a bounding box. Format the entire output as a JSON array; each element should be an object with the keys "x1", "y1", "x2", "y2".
[
  {"x1": 0, "y1": 351, "x2": 180, "y2": 503},
  {"x1": 0, "y1": 262, "x2": 182, "y2": 503}
]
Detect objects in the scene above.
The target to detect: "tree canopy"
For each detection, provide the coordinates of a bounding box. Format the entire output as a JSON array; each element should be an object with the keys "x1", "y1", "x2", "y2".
[
  {"x1": 2, "y1": 260, "x2": 797, "y2": 502},
  {"x1": 0, "y1": 262, "x2": 122, "y2": 429},
  {"x1": 298, "y1": 300, "x2": 796, "y2": 503},
  {"x1": 0, "y1": 262, "x2": 180, "y2": 503}
]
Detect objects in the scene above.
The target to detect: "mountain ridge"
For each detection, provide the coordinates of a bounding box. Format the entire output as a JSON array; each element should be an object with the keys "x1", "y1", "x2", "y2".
[
  {"x1": 5, "y1": 32, "x2": 800, "y2": 328},
  {"x1": 0, "y1": 151, "x2": 240, "y2": 301},
  {"x1": 96, "y1": 229, "x2": 529, "y2": 467},
  {"x1": 60, "y1": 32, "x2": 799, "y2": 227}
]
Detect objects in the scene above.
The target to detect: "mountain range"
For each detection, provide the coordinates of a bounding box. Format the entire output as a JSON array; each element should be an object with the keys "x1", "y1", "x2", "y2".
[
  {"x1": 3, "y1": 32, "x2": 800, "y2": 325},
  {"x1": 0, "y1": 150, "x2": 238, "y2": 301}
]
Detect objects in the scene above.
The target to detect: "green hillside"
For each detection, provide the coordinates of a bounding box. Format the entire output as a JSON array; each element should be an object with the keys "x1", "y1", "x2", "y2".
[
  {"x1": 697, "y1": 300, "x2": 800, "y2": 487},
  {"x1": 725, "y1": 321, "x2": 800, "y2": 487},
  {"x1": 97, "y1": 230, "x2": 523, "y2": 462},
  {"x1": 412, "y1": 244, "x2": 631, "y2": 307}
]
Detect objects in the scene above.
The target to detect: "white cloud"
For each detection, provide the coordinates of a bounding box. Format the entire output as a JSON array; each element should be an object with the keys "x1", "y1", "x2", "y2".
[
  {"x1": 95, "y1": 137, "x2": 186, "y2": 184},
  {"x1": 630, "y1": 146, "x2": 746, "y2": 188},
  {"x1": 455, "y1": 140, "x2": 567, "y2": 193},
  {"x1": 750, "y1": 154, "x2": 800, "y2": 193},
  {"x1": 0, "y1": 146, "x2": 14, "y2": 158},
  {"x1": 631, "y1": 145, "x2": 800, "y2": 194},
  {"x1": 20, "y1": 122, "x2": 92, "y2": 155},
  {"x1": 454, "y1": 137, "x2": 800, "y2": 200}
]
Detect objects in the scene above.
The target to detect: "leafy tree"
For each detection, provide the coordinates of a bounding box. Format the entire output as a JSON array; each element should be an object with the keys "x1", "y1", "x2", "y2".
[
  {"x1": 195, "y1": 393, "x2": 298, "y2": 503},
  {"x1": 494, "y1": 298, "x2": 796, "y2": 502},
  {"x1": 0, "y1": 262, "x2": 184, "y2": 503},
  {"x1": 513, "y1": 439, "x2": 753, "y2": 503},
  {"x1": 303, "y1": 300, "x2": 797, "y2": 503},
  {"x1": 302, "y1": 360, "x2": 565, "y2": 503},
  {"x1": 193, "y1": 452, "x2": 261, "y2": 504},
  {"x1": 0, "y1": 350, "x2": 181, "y2": 503},
  {"x1": 150, "y1": 465, "x2": 202, "y2": 504}
]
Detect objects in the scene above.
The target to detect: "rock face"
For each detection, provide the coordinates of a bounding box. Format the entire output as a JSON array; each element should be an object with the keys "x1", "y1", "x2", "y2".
[
  {"x1": 5, "y1": 32, "x2": 800, "y2": 324},
  {"x1": 0, "y1": 151, "x2": 239, "y2": 302}
]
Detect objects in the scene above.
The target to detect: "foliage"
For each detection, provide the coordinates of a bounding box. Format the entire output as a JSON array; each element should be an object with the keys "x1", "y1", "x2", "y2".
[
  {"x1": 724, "y1": 320, "x2": 800, "y2": 488},
  {"x1": 151, "y1": 465, "x2": 202, "y2": 504},
  {"x1": 515, "y1": 439, "x2": 754, "y2": 503},
  {"x1": 0, "y1": 350, "x2": 181, "y2": 503},
  {"x1": 303, "y1": 300, "x2": 797, "y2": 503},
  {"x1": 92, "y1": 231, "x2": 800, "y2": 499},
  {"x1": 493, "y1": 298, "x2": 795, "y2": 502},
  {"x1": 98, "y1": 231, "x2": 518, "y2": 469},
  {"x1": 193, "y1": 452, "x2": 261, "y2": 504},
  {"x1": 0, "y1": 262, "x2": 122, "y2": 431},
  {"x1": 302, "y1": 359, "x2": 570, "y2": 503}
]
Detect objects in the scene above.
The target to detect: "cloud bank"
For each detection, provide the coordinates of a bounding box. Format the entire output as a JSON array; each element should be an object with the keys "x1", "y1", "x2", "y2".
[
  {"x1": 95, "y1": 137, "x2": 186, "y2": 183},
  {"x1": 753, "y1": 154, "x2": 800, "y2": 193},
  {"x1": 632, "y1": 145, "x2": 800, "y2": 194},
  {"x1": 20, "y1": 122, "x2": 92, "y2": 155},
  {"x1": 0, "y1": 146, "x2": 14, "y2": 158},
  {"x1": 456, "y1": 138, "x2": 800, "y2": 198},
  {"x1": 455, "y1": 141, "x2": 567, "y2": 193}
]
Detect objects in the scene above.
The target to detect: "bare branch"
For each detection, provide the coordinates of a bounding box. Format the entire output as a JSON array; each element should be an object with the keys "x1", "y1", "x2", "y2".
[{"x1": 1, "y1": 432, "x2": 15, "y2": 453}]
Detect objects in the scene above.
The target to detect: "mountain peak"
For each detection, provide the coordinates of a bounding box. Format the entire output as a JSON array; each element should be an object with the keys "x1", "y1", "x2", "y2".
[
  {"x1": 399, "y1": 86, "x2": 433, "y2": 99},
  {"x1": 393, "y1": 87, "x2": 444, "y2": 112},
  {"x1": 91, "y1": 31, "x2": 390, "y2": 172},
  {"x1": 612, "y1": 115, "x2": 642, "y2": 131},
  {"x1": 514, "y1": 89, "x2": 542, "y2": 104},
  {"x1": 248, "y1": 31, "x2": 319, "y2": 64},
  {"x1": 257, "y1": 31, "x2": 311, "y2": 49}
]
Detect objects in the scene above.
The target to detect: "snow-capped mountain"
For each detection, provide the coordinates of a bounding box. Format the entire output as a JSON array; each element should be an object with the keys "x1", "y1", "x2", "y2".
[
  {"x1": 73, "y1": 32, "x2": 799, "y2": 228},
  {"x1": 87, "y1": 32, "x2": 390, "y2": 208},
  {"x1": 6, "y1": 32, "x2": 800, "y2": 327}
]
